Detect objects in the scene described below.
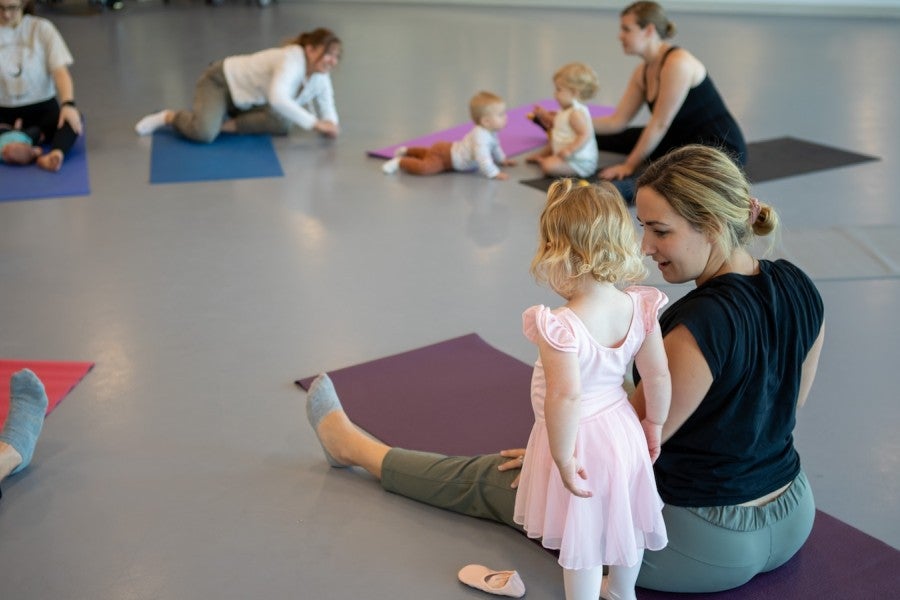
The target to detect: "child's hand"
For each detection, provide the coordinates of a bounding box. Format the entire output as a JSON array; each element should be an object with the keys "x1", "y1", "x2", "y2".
[
  {"x1": 531, "y1": 105, "x2": 555, "y2": 130},
  {"x1": 557, "y1": 148, "x2": 571, "y2": 159},
  {"x1": 641, "y1": 419, "x2": 663, "y2": 463},
  {"x1": 493, "y1": 172, "x2": 509, "y2": 181},
  {"x1": 557, "y1": 457, "x2": 592, "y2": 498}
]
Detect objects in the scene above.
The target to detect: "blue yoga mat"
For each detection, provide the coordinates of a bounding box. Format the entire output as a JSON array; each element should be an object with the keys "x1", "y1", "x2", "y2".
[
  {"x1": 0, "y1": 132, "x2": 91, "y2": 202},
  {"x1": 149, "y1": 130, "x2": 284, "y2": 184}
]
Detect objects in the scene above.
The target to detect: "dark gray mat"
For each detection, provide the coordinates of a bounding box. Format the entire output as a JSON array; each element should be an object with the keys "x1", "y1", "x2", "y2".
[
  {"x1": 520, "y1": 136, "x2": 879, "y2": 193},
  {"x1": 743, "y1": 136, "x2": 879, "y2": 183}
]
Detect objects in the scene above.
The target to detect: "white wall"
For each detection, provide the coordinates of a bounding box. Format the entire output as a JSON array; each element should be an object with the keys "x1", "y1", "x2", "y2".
[{"x1": 314, "y1": 0, "x2": 900, "y2": 18}]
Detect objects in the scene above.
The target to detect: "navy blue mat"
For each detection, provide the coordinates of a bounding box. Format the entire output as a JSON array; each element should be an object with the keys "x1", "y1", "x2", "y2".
[
  {"x1": 149, "y1": 130, "x2": 284, "y2": 184},
  {"x1": 0, "y1": 132, "x2": 90, "y2": 202}
]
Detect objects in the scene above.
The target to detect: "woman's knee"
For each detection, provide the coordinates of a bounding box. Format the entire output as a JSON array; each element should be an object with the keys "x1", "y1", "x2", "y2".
[{"x1": 175, "y1": 119, "x2": 219, "y2": 143}]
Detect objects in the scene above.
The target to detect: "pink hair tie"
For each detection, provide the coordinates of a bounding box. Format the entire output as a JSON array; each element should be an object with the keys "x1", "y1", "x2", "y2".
[{"x1": 749, "y1": 197, "x2": 761, "y2": 224}]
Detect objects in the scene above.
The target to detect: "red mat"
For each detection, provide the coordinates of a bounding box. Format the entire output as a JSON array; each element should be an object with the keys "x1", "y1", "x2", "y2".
[{"x1": 0, "y1": 360, "x2": 94, "y2": 427}]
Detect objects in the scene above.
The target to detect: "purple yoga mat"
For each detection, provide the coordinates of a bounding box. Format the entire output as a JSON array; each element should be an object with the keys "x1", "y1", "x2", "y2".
[
  {"x1": 296, "y1": 333, "x2": 534, "y2": 456},
  {"x1": 298, "y1": 333, "x2": 900, "y2": 597},
  {"x1": 367, "y1": 99, "x2": 614, "y2": 160}
]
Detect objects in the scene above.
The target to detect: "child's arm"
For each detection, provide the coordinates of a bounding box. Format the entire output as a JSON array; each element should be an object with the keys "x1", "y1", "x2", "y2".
[
  {"x1": 557, "y1": 109, "x2": 592, "y2": 159},
  {"x1": 633, "y1": 325, "x2": 671, "y2": 463},
  {"x1": 473, "y1": 141, "x2": 504, "y2": 179},
  {"x1": 538, "y1": 336, "x2": 592, "y2": 498},
  {"x1": 492, "y1": 140, "x2": 516, "y2": 167}
]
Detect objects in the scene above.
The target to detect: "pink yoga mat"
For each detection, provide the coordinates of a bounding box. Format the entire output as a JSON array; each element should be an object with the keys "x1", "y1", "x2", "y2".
[
  {"x1": 367, "y1": 99, "x2": 614, "y2": 160},
  {"x1": 0, "y1": 360, "x2": 94, "y2": 427},
  {"x1": 297, "y1": 334, "x2": 900, "y2": 597}
]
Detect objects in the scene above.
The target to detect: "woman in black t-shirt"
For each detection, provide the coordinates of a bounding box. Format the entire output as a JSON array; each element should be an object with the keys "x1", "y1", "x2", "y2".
[{"x1": 305, "y1": 145, "x2": 824, "y2": 594}]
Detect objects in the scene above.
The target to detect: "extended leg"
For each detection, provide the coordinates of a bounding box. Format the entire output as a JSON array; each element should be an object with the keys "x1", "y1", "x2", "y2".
[
  {"x1": 0, "y1": 369, "x2": 49, "y2": 480},
  {"x1": 304, "y1": 374, "x2": 520, "y2": 528}
]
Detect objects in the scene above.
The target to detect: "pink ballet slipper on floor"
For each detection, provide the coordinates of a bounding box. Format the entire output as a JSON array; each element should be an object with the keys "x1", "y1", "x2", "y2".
[{"x1": 458, "y1": 564, "x2": 526, "y2": 598}]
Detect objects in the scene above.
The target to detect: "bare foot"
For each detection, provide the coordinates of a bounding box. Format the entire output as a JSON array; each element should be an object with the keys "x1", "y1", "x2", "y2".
[{"x1": 36, "y1": 150, "x2": 64, "y2": 172}]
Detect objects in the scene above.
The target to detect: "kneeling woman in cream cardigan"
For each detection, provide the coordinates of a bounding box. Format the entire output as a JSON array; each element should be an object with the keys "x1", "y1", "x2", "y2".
[{"x1": 135, "y1": 28, "x2": 341, "y2": 143}]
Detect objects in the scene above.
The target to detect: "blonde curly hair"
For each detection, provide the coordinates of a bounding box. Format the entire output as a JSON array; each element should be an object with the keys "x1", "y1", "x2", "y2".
[
  {"x1": 531, "y1": 179, "x2": 647, "y2": 298},
  {"x1": 553, "y1": 63, "x2": 600, "y2": 102}
]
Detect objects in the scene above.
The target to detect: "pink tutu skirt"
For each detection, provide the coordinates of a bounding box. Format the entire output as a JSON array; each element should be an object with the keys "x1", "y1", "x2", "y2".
[{"x1": 513, "y1": 399, "x2": 668, "y2": 569}]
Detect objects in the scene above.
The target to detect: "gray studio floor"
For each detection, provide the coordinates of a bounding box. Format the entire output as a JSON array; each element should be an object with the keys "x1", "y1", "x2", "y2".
[{"x1": 1, "y1": 2, "x2": 898, "y2": 599}]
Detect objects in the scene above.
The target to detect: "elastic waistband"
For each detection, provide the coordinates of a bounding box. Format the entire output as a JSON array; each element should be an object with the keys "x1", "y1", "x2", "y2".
[{"x1": 686, "y1": 470, "x2": 811, "y2": 532}]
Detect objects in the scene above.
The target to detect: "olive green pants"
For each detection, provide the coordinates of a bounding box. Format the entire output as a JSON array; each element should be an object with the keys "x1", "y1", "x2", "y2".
[
  {"x1": 382, "y1": 448, "x2": 815, "y2": 593},
  {"x1": 172, "y1": 61, "x2": 291, "y2": 143}
]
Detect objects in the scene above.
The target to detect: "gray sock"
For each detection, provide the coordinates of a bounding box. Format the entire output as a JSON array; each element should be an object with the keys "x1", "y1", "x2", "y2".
[
  {"x1": 0, "y1": 369, "x2": 49, "y2": 475},
  {"x1": 305, "y1": 374, "x2": 346, "y2": 468}
]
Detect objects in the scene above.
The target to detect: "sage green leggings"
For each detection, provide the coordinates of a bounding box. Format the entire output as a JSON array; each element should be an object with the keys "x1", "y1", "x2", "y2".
[{"x1": 381, "y1": 448, "x2": 815, "y2": 593}]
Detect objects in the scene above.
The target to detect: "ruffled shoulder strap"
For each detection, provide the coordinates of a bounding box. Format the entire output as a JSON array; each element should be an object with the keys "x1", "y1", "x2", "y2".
[
  {"x1": 522, "y1": 305, "x2": 577, "y2": 351},
  {"x1": 625, "y1": 286, "x2": 669, "y2": 335}
]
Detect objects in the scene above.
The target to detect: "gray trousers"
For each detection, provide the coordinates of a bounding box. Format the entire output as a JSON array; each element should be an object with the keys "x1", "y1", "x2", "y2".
[
  {"x1": 172, "y1": 60, "x2": 292, "y2": 143},
  {"x1": 382, "y1": 448, "x2": 815, "y2": 593}
]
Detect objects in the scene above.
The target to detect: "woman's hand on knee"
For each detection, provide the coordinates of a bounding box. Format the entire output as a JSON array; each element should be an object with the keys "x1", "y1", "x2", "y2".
[
  {"x1": 58, "y1": 105, "x2": 83, "y2": 135},
  {"x1": 498, "y1": 448, "x2": 526, "y2": 488}
]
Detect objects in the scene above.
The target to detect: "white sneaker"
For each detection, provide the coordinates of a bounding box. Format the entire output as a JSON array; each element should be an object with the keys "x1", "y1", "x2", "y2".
[
  {"x1": 135, "y1": 110, "x2": 169, "y2": 136},
  {"x1": 382, "y1": 157, "x2": 401, "y2": 174},
  {"x1": 394, "y1": 146, "x2": 408, "y2": 157}
]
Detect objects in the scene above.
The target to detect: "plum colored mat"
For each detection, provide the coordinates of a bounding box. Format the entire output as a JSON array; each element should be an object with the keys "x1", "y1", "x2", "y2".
[
  {"x1": 149, "y1": 130, "x2": 284, "y2": 184},
  {"x1": 639, "y1": 509, "x2": 900, "y2": 599},
  {"x1": 297, "y1": 334, "x2": 900, "y2": 597},
  {"x1": 296, "y1": 333, "x2": 534, "y2": 456},
  {"x1": 0, "y1": 132, "x2": 90, "y2": 202},
  {"x1": 0, "y1": 360, "x2": 94, "y2": 427},
  {"x1": 367, "y1": 99, "x2": 614, "y2": 160},
  {"x1": 520, "y1": 136, "x2": 880, "y2": 193}
]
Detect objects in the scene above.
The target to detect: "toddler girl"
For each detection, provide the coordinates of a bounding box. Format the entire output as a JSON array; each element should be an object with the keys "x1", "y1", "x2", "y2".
[
  {"x1": 527, "y1": 63, "x2": 600, "y2": 178},
  {"x1": 515, "y1": 179, "x2": 670, "y2": 600}
]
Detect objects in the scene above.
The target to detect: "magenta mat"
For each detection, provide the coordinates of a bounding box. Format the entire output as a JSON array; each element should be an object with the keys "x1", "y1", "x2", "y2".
[
  {"x1": 367, "y1": 99, "x2": 614, "y2": 160},
  {"x1": 297, "y1": 334, "x2": 900, "y2": 597},
  {"x1": 1, "y1": 360, "x2": 94, "y2": 427}
]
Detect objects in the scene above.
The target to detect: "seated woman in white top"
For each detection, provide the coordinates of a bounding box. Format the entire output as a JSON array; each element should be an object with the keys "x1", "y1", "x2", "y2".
[
  {"x1": 0, "y1": 0, "x2": 83, "y2": 172},
  {"x1": 135, "y1": 28, "x2": 341, "y2": 143}
]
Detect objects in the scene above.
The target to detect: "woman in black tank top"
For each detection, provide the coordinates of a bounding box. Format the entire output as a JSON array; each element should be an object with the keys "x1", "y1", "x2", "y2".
[{"x1": 532, "y1": 2, "x2": 746, "y2": 202}]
